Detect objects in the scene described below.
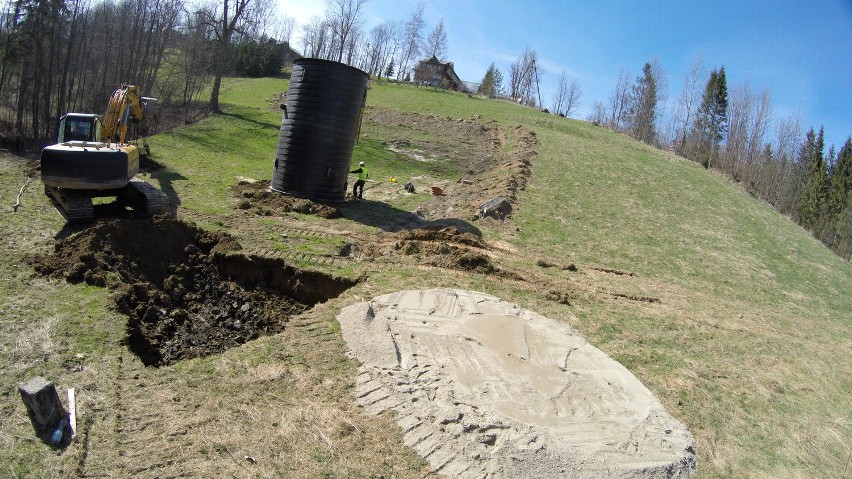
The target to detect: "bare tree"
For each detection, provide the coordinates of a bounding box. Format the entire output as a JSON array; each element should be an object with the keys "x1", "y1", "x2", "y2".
[
  {"x1": 396, "y1": 1, "x2": 425, "y2": 80},
  {"x1": 771, "y1": 112, "x2": 803, "y2": 213},
  {"x1": 423, "y1": 18, "x2": 447, "y2": 60},
  {"x1": 508, "y1": 47, "x2": 539, "y2": 106},
  {"x1": 551, "y1": 71, "x2": 581, "y2": 117},
  {"x1": 747, "y1": 88, "x2": 773, "y2": 175},
  {"x1": 563, "y1": 81, "x2": 582, "y2": 117},
  {"x1": 301, "y1": 15, "x2": 332, "y2": 59},
  {"x1": 551, "y1": 71, "x2": 568, "y2": 115},
  {"x1": 0, "y1": 0, "x2": 188, "y2": 145},
  {"x1": 743, "y1": 89, "x2": 774, "y2": 199},
  {"x1": 267, "y1": 12, "x2": 295, "y2": 44},
  {"x1": 175, "y1": 8, "x2": 212, "y2": 121},
  {"x1": 54, "y1": 0, "x2": 88, "y2": 134},
  {"x1": 672, "y1": 55, "x2": 703, "y2": 155},
  {"x1": 722, "y1": 83, "x2": 773, "y2": 188},
  {"x1": 724, "y1": 82, "x2": 755, "y2": 177},
  {"x1": 363, "y1": 20, "x2": 402, "y2": 76},
  {"x1": 588, "y1": 100, "x2": 607, "y2": 125},
  {"x1": 607, "y1": 69, "x2": 631, "y2": 130},
  {"x1": 201, "y1": 0, "x2": 272, "y2": 112},
  {"x1": 508, "y1": 59, "x2": 522, "y2": 101},
  {"x1": 324, "y1": 0, "x2": 369, "y2": 64}
]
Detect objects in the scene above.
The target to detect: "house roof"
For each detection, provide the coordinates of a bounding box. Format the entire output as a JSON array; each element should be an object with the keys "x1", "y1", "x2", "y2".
[{"x1": 416, "y1": 55, "x2": 466, "y2": 91}]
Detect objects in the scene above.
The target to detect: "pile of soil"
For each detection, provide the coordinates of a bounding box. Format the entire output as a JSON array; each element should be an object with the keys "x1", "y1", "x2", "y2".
[
  {"x1": 28, "y1": 217, "x2": 357, "y2": 366},
  {"x1": 345, "y1": 225, "x2": 498, "y2": 274},
  {"x1": 391, "y1": 227, "x2": 494, "y2": 272},
  {"x1": 233, "y1": 180, "x2": 341, "y2": 219},
  {"x1": 363, "y1": 108, "x2": 537, "y2": 223},
  {"x1": 396, "y1": 226, "x2": 486, "y2": 248},
  {"x1": 29, "y1": 217, "x2": 238, "y2": 286}
]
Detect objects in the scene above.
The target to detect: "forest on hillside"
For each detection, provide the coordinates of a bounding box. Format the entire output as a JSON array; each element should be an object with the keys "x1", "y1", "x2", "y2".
[
  {"x1": 0, "y1": 0, "x2": 298, "y2": 148},
  {"x1": 1, "y1": 0, "x2": 849, "y2": 260}
]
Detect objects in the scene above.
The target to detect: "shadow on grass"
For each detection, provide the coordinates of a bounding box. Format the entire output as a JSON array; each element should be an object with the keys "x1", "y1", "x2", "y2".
[
  {"x1": 219, "y1": 110, "x2": 280, "y2": 130},
  {"x1": 153, "y1": 168, "x2": 187, "y2": 215},
  {"x1": 165, "y1": 110, "x2": 278, "y2": 154},
  {"x1": 339, "y1": 198, "x2": 481, "y2": 237},
  {"x1": 53, "y1": 202, "x2": 164, "y2": 240},
  {"x1": 51, "y1": 168, "x2": 186, "y2": 240}
]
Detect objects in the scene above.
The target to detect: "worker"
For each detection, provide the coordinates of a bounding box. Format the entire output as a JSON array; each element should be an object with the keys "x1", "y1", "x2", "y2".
[{"x1": 350, "y1": 161, "x2": 368, "y2": 199}]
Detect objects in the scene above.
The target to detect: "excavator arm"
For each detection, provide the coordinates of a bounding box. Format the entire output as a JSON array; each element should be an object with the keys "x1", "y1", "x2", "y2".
[{"x1": 101, "y1": 84, "x2": 156, "y2": 144}]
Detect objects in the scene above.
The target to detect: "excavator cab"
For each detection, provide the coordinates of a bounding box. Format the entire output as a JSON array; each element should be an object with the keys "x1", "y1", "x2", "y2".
[{"x1": 58, "y1": 114, "x2": 103, "y2": 143}]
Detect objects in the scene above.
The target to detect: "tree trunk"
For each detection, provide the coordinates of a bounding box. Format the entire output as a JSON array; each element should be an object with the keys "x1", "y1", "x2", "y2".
[{"x1": 210, "y1": 69, "x2": 222, "y2": 113}]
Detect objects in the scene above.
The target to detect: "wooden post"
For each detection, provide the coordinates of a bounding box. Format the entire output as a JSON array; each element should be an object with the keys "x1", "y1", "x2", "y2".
[{"x1": 19, "y1": 377, "x2": 66, "y2": 439}]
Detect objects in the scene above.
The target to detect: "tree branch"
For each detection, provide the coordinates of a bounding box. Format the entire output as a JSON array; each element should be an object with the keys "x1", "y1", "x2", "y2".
[{"x1": 12, "y1": 176, "x2": 33, "y2": 213}]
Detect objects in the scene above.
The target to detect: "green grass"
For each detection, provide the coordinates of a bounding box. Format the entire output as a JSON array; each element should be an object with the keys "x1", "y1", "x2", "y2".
[
  {"x1": 352, "y1": 137, "x2": 463, "y2": 186},
  {"x1": 147, "y1": 78, "x2": 287, "y2": 215},
  {"x1": 365, "y1": 81, "x2": 851, "y2": 478}
]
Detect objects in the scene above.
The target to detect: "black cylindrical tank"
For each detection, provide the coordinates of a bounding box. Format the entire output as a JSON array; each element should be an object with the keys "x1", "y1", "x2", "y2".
[{"x1": 271, "y1": 58, "x2": 369, "y2": 202}]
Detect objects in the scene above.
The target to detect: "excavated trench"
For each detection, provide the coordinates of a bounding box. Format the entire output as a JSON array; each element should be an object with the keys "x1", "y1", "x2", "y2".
[{"x1": 28, "y1": 217, "x2": 357, "y2": 366}]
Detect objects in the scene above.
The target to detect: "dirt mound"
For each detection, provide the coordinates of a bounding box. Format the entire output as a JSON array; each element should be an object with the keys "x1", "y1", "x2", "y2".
[
  {"x1": 233, "y1": 180, "x2": 341, "y2": 218},
  {"x1": 392, "y1": 227, "x2": 494, "y2": 273},
  {"x1": 29, "y1": 217, "x2": 238, "y2": 286},
  {"x1": 28, "y1": 217, "x2": 357, "y2": 366},
  {"x1": 364, "y1": 108, "x2": 536, "y2": 224},
  {"x1": 396, "y1": 226, "x2": 485, "y2": 248},
  {"x1": 345, "y1": 225, "x2": 499, "y2": 274},
  {"x1": 393, "y1": 238, "x2": 493, "y2": 273}
]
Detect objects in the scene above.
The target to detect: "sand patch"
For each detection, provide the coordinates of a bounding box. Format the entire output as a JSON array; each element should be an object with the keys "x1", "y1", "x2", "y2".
[{"x1": 337, "y1": 289, "x2": 696, "y2": 478}]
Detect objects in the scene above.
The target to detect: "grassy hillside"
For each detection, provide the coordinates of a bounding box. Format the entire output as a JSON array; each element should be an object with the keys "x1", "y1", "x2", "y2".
[
  {"x1": 1, "y1": 77, "x2": 849, "y2": 478},
  {"x1": 367, "y1": 81, "x2": 851, "y2": 478}
]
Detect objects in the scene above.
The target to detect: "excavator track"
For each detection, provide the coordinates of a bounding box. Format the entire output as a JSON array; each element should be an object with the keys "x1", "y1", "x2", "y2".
[
  {"x1": 45, "y1": 186, "x2": 95, "y2": 224},
  {"x1": 120, "y1": 178, "x2": 170, "y2": 216}
]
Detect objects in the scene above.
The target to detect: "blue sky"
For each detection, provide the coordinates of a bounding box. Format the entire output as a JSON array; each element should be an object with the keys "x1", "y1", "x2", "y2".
[{"x1": 277, "y1": 0, "x2": 852, "y2": 151}]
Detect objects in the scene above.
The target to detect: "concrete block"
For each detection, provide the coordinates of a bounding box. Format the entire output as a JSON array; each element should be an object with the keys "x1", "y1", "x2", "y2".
[{"x1": 19, "y1": 376, "x2": 66, "y2": 436}]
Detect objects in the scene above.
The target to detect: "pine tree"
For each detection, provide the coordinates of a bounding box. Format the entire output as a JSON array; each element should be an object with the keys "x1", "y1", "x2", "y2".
[
  {"x1": 716, "y1": 67, "x2": 729, "y2": 134},
  {"x1": 492, "y1": 67, "x2": 504, "y2": 98},
  {"x1": 838, "y1": 196, "x2": 852, "y2": 260},
  {"x1": 827, "y1": 137, "x2": 852, "y2": 248},
  {"x1": 627, "y1": 62, "x2": 658, "y2": 145},
  {"x1": 690, "y1": 66, "x2": 728, "y2": 168},
  {"x1": 478, "y1": 63, "x2": 496, "y2": 98},
  {"x1": 384, "y1": 58, "x2": 396, "y2": 79},
  {"x1": 477, "y1": 63, "x2": 504, "y2": 99},
  {"x1": 796, "y1": 127, "x2": 828, "y2": 232}
]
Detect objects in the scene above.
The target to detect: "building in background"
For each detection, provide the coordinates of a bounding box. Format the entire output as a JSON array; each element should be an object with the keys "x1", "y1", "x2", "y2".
[{"x1": 413, "y1": 56, "x2": 466, "y2": 92}]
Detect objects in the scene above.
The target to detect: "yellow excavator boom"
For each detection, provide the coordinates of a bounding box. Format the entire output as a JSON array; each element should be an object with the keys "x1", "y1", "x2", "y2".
[{"x1": 101, "y1": 84, "x2": 154, "y2": 144}]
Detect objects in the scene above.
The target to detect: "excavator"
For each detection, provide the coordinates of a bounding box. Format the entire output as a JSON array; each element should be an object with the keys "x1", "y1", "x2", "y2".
[{"x1": 40, "y1": 84, "x2": 169, "y2": 223}]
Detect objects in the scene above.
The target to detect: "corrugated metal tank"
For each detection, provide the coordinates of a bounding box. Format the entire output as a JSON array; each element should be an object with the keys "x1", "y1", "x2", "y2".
[{"x1": 271, "y1": 58, "x2": 369, "y2": 202}]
